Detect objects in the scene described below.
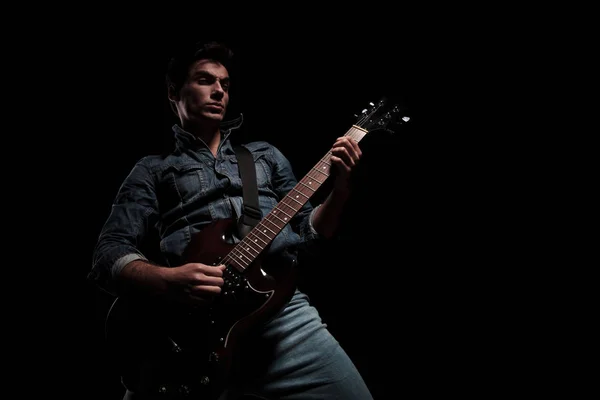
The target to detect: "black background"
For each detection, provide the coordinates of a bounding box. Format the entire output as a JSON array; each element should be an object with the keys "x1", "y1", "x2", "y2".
[{"x1": 38, "y1": 16, "x2": 537, "y2": 400}]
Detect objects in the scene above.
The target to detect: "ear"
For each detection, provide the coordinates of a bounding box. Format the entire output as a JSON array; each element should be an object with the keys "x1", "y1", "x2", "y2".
[{"x1": 167, "y1": 84, "x2": 178, "y2": 102}]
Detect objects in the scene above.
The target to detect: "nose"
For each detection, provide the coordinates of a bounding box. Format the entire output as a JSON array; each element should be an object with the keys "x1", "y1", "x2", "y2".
[{"x1": 212, "y1": 82, "x2": 225, "y2": 99}]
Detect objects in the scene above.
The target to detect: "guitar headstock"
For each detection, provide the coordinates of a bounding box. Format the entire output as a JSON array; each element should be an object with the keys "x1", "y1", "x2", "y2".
[{"x1": 354, "y1": 97, "x2": 410, "y2": 134}]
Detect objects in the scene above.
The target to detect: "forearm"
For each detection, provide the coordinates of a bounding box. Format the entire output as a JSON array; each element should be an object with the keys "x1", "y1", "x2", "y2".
[
  {"x1": 311, "y1": 187, "x2": 351, "y2": 238},
  {"x1": 116, "y1": 259, "x2": 173, "y2": 297}
]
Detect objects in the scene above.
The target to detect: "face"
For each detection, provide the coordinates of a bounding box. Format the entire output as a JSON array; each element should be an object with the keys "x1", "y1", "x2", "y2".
[{"x1": 172, "y1": 59, "x2": 230, "y2": 124}]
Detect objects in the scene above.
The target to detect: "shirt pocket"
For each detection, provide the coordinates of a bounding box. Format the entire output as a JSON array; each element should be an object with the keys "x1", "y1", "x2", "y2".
[{"x1": 163, "y1": 163, "x2": 207, "y2": 205}]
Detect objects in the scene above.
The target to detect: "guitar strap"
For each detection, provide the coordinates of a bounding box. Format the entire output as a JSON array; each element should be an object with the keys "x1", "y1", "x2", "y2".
[{"x1": 234, "y1": 144, "x2": 262, "y2": 238}]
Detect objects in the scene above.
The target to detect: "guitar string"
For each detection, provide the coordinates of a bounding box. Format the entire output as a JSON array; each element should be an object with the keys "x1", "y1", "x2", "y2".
[{"x1": 219, "y1": 103, "x2": 385, "y2": 271}]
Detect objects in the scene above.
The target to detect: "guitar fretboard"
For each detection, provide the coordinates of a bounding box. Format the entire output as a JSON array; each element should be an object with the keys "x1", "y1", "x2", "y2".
[{"x1": 223, "y1": 125, "x2": 369, "y2": 271}]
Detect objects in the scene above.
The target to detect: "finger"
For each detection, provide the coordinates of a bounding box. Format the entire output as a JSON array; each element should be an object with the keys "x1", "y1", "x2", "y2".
[
  {"x1": 178, "y1": 286, "x2": 218, "y2": 305},
  {"x1": 330, "y1": 155, "x2": 352, "y2": 174},
  {"x1": 331, "y1": 147, "x2": 355, "y2": 167},
  {"x1": 203, "y1": 264, "x2": 226, "y2": 277},
  {"x1": 334, "y1": 139, "x2": 361, "y2": 162},
  {"x1": 335, "y1": 136, "x2": 359, "y2": 150},
  {"x1": 349, "y1": 138, "x2": 362, "y2": 158},
  {"x1": 190, "y1": 285, "x2": 222, "y2": 296},
  {"x1": 340, "y1": 138, "x2": 361, "y2": 160},
  {"x1": 197, "y1": 275, "x2": 225, "y2": 286}
]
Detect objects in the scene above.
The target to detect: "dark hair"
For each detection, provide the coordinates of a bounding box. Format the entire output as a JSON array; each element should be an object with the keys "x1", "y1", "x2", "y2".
[{"x1": 165, "y1": 41, "x2": 234, "y2": 94}]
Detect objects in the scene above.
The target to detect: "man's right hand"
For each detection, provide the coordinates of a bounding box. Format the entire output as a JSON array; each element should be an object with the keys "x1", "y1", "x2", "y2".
[
  {"x1": 118, "y1": 260, "x2": 226, "y2": 305},
  {"x1": 166, "y1": 263, "x2": 226, "y2": 305}
]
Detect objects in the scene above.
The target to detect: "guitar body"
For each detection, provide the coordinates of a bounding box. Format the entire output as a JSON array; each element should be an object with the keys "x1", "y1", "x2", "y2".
[
  {"x1": 104, "y1": 98, "x2": 408, "y2": 399},
  {"x1": 105, "y1": 218, "x2": 298, "y2": 400}
]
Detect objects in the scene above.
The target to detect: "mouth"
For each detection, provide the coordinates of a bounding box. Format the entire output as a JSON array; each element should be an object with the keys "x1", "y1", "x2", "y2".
[{"x1": 206, "y1": 103, "x2": 224, "y2": 110}]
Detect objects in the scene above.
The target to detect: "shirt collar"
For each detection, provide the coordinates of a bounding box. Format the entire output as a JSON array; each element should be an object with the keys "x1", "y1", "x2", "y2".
[{"x1": 172, "y1": 113, "x2": 244, "y2": 152}]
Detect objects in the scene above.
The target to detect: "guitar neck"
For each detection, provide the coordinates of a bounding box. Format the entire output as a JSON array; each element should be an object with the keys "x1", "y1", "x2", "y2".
[{"x1": 224, "y1": 125, "x2": 369, "y2": 271}]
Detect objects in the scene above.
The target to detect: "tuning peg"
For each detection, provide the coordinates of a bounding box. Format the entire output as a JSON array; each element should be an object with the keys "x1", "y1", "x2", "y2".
[{"x1": 354, "y1": 107, "x2": 369, "y2": 117}]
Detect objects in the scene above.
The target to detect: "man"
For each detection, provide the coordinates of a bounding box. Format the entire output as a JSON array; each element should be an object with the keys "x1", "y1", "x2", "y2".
[{"x1": 89, "y1": 41, "x2": 373, "y2": 399}]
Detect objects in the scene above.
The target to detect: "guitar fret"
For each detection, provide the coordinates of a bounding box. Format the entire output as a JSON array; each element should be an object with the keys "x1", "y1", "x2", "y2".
[
  {"x1": 287, "y1": 192, "x2": 305, "y2": 205},
  {"x1": 238, "y1": 240, "x2": 260, "y2": 257},
  {"x1": 225, "y1": 255, "x2": 247, "y2": 270},
  {"x1": 311, "y1": 164, "x2": 330, "y2": 177},
  {"x1": 253, "y1": 234, "x2": 272, "y2": 248},
  {"x1": 230, "y1": 247, "x2": 252, "y2": 265},
  {"x1": 279, "y1": 204, "x2": 300, "y2": 221},
  {"x1": 311, "y1": 162, "x2": 329, "y2": 171},
  {"x1": 306, "y1": 176, "x2": 324, "y2": 185},
  {"x1": 263, "y1": 217, "x2": 283, "y2": 232},
  {"x1": 290, "y1": 187, "x2": 310, "y2": 200},
  {"x1": 258, "y1": 223, "x2": 277, "y2": 237},
  {"x1": 278, "y1": 201, "x2": 298, "y2": 215},
  {"x1": 273, "y1": 207, "x2": 292, "y2": 219},
  {"x1": 247, "y1": 231, "x2": 268, "y2": 246},
  {"x1": 270, "y1": 212, "x2": 288, "y2": 224},
  {"x1": 240, "y1": 233, "x2": 263, "y2": 250},
  {"x1": 297, "y1": 181, "x2": 317, "y2": 193},
  {"x1": 221, "y1": 99, "x2": 395, "y2": 272},
  {"x1": 302, "y1": 174, "x2": 324, "y2": 185}
]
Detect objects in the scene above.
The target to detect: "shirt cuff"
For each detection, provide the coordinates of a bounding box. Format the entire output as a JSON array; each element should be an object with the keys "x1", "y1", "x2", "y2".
[
  {"x1": 309, "y1": 204, "x2": 321, "y2": 235},
  {"x1": 111, "y1": 253, "x2": 148, "y2": 279}
]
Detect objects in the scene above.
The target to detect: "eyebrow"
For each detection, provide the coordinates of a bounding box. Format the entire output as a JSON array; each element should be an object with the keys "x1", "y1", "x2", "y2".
[{"x1": 191, "y1": 70, "x2": 230, "y2": 82}]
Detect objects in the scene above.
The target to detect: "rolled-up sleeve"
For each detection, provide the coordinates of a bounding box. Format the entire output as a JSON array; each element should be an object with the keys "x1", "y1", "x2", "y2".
[{"x1": 88, "y1": 158, "x2": 158, "y2": 296}]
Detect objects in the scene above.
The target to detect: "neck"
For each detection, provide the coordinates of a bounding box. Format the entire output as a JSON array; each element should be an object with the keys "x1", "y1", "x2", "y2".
[{"x1": 181, "y1": 119, "x2": 221, "y2": 156}]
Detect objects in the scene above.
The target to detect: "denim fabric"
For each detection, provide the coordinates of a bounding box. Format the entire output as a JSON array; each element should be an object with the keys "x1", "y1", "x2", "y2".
[
  {"x1": 92, "y1": 120, "x2": 372, "y2": 398},
  {"x1": 90, "y1": 121, "x2": 320, "y2": 296},
  {"x1": 227, "y1": 290, "x2": 374, "y2": 399},
  {"x1": 123, "y1": 290, "x2": 373, "y2": 400}
]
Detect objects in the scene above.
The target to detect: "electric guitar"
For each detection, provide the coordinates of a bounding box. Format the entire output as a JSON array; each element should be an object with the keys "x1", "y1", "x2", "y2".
[{"x1": 105, "y1": 98, "x2": 409, "y2": 399}]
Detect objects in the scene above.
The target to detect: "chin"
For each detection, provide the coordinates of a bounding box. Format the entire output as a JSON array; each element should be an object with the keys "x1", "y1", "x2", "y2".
[{"x1": 202, "y1": 112, "x2": 224, "y2": 122}]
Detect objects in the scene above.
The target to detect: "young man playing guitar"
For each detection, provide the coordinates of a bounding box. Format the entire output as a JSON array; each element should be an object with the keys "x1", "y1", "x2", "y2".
[{"x1": 89, "y1": 41, "x2": 374, "y2": 399}]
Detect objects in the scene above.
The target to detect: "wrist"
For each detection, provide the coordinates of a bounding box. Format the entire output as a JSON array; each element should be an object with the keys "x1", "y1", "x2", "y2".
[{"x1": 331, "y1": 185, "x2": 351, "y2": 201}]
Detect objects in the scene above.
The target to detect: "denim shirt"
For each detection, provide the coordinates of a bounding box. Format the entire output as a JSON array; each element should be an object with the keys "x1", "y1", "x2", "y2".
[{"x1": 89, "y1": 119, "x2": 321, "y2": 296}]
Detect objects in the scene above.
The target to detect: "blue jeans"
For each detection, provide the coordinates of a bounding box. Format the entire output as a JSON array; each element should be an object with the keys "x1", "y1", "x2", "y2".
[{"x1": 124, "y1": 290, "x2": 372, "y2": 399}]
